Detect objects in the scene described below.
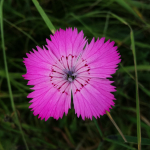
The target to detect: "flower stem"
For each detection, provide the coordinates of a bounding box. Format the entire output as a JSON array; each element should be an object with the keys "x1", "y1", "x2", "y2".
[
  {"x1": 93, "y1": 117, "x2": 103, "y2": 139},
  {"x1": 106, "y1": 111, "x2": 127, "y2": 142}
]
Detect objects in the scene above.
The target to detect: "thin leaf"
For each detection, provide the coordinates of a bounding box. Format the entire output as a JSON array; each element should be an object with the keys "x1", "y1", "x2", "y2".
[
  {"x1": 0, "y1": 1, "x2": 29, "y2": 150},
  {"x1": 107, "y1": 135, "x2": 150, "y2": 145},
  {"x1": 32, "y1": 0, "x2": 56, "y2": 33}
]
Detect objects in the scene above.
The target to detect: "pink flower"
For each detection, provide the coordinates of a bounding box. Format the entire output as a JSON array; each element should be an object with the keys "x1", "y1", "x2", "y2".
[{"x1": 22, "y1": 28, "x2": 121, "y2": 121}]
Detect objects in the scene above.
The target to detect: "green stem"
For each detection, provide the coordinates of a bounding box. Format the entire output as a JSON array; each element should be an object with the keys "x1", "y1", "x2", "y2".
[
  {"x1": 129, "y1": 27, "x2": 141, "y2": 150},
  {"x1": 0, "y1": 0, "x2": 29, "y2": 150},
  {"x1": 93, "y1": 117, "x2": 103, "y2": 138}
]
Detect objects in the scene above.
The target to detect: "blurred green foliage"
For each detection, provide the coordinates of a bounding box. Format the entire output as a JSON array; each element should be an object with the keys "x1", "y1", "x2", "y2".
[{"x1": 0, "y1": 0, "x2": 150, "y2": 150}]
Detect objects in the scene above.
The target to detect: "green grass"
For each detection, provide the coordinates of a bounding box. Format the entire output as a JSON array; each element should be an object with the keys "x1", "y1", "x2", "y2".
[{"x1": 0, "y1": 0, "x2": 150, "y2": 150}]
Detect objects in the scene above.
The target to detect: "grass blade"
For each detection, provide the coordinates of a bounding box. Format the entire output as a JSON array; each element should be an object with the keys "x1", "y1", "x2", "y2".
[
  {"x1": 93, "y1": 117, "x2": 103, "y2": 138},
  {"x1": 129, "y1": 25, "x2": 141, "y2": 150},
  {"x1": 114, "y1": 0, "x2": 138, "y2": 18},
  {"x1": 107, "y1": 135, "x2": 150, "y2": 145},
  {"x1": 109, "y1": 12, "x2": 141, "y2": 150},
  {"x1": 3, "y1": 18, "x2": 38, "y2": 45},
  {"x1": 105, "y1": 138, "x2": 136, "y2": 150},
  {"x1": 32, "y1": 0, "x2": 56, "y2": 33},
  {"x1": 106, "y1": 111, "x2": 127, "y2": 142},
  {"x1": 0, "y1": 142, "x2": 4, "y2": 150},
  {"x1": 117, "y1": 65, "x2": 150, "y2": 73},
  {"x1": 0, "y1": 0, "x2": 29, "y2": 150}
]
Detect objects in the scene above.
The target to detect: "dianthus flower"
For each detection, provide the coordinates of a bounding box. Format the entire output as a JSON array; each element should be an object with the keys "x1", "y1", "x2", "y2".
[{"x1": 22, "y1": 28, "x2": 121, "y2": 121}]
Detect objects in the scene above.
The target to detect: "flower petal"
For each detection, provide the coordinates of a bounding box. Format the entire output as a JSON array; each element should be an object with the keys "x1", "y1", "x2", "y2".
[
  {"x1": 81, "y1": 38, "x2": 121, "y2": 78},
  {"x1": 22, "y1": 46, "x2": 55, "y2": 83},
  {"x1": 46, "y1": 28, "x2": 87, "y2": 60},
  {"x1": 29, "y1": 82, "x2": 71, "y2": 120},
  {"x1": 72, "y1": 78, "x2": 116, "y2": 120}
]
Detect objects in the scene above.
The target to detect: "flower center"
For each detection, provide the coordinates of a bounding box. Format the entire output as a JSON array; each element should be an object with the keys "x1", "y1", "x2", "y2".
[
  {"x1": 67, "y1": 71, "x2": 76, "y2": 82},
  {"x1": 49, "y1": 54, "x2": 91, "y2": 94}
]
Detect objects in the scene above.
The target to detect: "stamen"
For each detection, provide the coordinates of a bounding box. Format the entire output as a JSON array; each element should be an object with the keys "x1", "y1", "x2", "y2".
[
  {"x1": 50, "y1": 54, "x2": 90, "y2": 92},
  {"x1": 67, "y1": 70, "x2": 76, "y2": 82}
]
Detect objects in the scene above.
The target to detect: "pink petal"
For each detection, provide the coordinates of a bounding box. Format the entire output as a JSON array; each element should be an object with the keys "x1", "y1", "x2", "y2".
[
  {"x1": 46, "y1": 27, "x2": 87, "y2": 61},
  {"x1": 30, "y1": 82, "x2": 71, "y2": 120},
  {"x1": 72, "y1": 78, "x2": 116, "y2": 120}
]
